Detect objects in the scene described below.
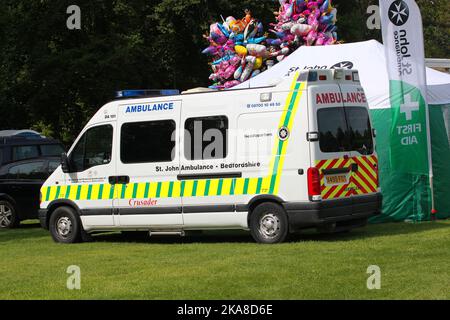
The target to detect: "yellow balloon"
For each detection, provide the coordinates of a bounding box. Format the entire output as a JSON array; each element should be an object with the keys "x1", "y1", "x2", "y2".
[
  {"x1": 253, "y1": 57, "x2": 263, "y2": 70},
  {"x1": 235, "y1": 45, "x2": 247, "y2": 57}
]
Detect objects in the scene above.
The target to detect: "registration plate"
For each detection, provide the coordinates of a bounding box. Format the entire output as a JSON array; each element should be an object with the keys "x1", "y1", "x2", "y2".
[{"x1": 325, "y1": 174, "x2": 348, "y2": 185}]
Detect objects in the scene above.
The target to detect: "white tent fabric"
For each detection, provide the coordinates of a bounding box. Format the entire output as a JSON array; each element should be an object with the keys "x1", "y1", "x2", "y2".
[{"x1": 233, "y1": 40, "x2": 450, "y2": 108}]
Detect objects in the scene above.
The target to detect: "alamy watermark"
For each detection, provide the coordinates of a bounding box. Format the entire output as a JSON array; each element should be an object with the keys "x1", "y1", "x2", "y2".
[
  {"x1": 367, "y1": 5, "x2": 381, "y2": 30},
  {"x1": 66, "y1": 5, "x2": 81, "y2": 30},
  {"x1": 366, "y1": 265, "x2": 381, "y2": 290},
  {"x1": 66, "y1": 265, "x2": 81, "y2": 290}
]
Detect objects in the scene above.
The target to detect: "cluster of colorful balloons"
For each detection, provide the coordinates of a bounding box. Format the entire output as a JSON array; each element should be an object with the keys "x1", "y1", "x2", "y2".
[{"x1": 202, "y1": 1, "x2": 338, "y2": 90}]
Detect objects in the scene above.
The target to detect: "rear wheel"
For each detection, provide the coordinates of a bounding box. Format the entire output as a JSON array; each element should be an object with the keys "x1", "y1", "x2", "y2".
[
  {"x1": 0, "y1": 200, "x2": 20, "y2": 228},
  {"x1": 49, "y1": 206, "x2": 82, "y2": 243},
  {"x1": 250, "y1": 202, "x2": 289, "y2": 244}
]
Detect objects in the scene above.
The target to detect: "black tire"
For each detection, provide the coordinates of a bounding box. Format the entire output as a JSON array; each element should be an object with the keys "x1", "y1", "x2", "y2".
[
  {"x1": 249, "y1": 202, "x2": 289, "y2": 244},
  {"x1": 49, "y1": 206, "x2": 82, "y2": 243},
  {"x1": 0, "y1": 200, "x2": 20, "y2": 228}
]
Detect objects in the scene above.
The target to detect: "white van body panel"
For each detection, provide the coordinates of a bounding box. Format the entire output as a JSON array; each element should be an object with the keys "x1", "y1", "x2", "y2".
[{"x1": 40, "y1": 69, "x2": 381, "y2": 235}]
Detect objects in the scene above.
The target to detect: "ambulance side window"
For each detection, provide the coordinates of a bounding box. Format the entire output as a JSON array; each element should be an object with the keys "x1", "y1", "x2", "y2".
[
  {"x1": 184, "y1": 115, "x2": 228, "y2": 160},
  {"x1": 69, "y1": 125, "x2": 113, "y2": 172},
  {"x1": 317, "y1": 108, "x2": 350, "y2": 152},
  {"x1": 121, "y1": 120, "x2": 176, "y2": 164}
]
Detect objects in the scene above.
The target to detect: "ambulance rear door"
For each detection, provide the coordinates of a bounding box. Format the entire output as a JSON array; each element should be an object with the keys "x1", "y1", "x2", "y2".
[
  {"x1": 339, "y1": 83, "x2": 379, "y2": 198},
  {"x1": 308, "y1": 77, "x2": 354, "y2": 201}
]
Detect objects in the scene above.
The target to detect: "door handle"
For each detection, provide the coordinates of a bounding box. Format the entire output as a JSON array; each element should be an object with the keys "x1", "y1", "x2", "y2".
[
  {"x1": 351, "y1": 163, "x2": 358, "y2": 172},
  {"x1": 108, "y1": 176, "x2": 130, "y2": 184}
]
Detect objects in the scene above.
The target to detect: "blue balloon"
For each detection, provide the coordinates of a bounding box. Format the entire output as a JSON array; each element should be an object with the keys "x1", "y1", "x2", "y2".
[{"x1": 217, "y1": 23, "x2": 230, "y2": 38}]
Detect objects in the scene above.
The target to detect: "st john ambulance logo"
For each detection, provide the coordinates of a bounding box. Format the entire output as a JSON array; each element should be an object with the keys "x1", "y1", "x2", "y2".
[
  {"x1": 388, "y1": 0, "x2": 410, "y2": 26},
  {"x1": 330, "y1": 61, "x2": 354, "y2": 70},
  {"x1": 278, "y1": 127, "x2": 290, "y2": 141}
]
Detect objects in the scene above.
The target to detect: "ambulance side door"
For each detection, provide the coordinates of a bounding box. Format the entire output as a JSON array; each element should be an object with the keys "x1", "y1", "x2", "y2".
[
  {"x1": 115, "y1": 100, "x2": 183, "y2": 228},
  {"x1": 179, "y1": 94, "x2": 238, "y2": 228},
  {"x1": 65, "y1": 122, "x2": 116, "y2": 228}
]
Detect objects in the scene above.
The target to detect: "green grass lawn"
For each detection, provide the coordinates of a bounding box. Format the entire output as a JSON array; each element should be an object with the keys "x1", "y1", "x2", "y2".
[{"x1": 0, "y1": 220, "x2": 449, "y2": 300}]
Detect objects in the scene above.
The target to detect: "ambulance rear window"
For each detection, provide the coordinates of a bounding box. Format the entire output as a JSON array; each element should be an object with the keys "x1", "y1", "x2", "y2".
[
  {"x1": 317, "y1": 107, "x2": 373, "y2": 155},
  {"x1": 346, "y1": 107, "x2": 374, "y2": 155}
]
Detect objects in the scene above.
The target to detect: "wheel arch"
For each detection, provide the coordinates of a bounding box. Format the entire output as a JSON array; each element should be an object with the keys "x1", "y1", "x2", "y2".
[
  {"x1": 0, "y1": 193, "x2": 17, "y2": 206},
  {"x1": 44, "y1": 199, "x2": 82, "y2": 229},
  {"x1": 245, "y1": 195, "x2": 286, "y2": 225}
]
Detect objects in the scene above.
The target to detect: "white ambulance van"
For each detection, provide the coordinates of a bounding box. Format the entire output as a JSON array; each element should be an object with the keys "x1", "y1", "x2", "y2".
[{"x1": 39, "y1": 69, "x2": 381, "y2": 244}]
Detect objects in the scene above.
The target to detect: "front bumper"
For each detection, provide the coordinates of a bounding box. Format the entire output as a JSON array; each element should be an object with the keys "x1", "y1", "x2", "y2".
[
  {"x1": 39, "y1": 209, "x2": 49, "y2": 229},
  {"x1": 284, "y1": 193, "x2": 382, "y2": 231}
]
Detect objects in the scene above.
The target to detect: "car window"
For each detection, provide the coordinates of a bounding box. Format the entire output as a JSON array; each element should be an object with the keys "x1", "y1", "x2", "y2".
[
  {"x1": 69, "y1": 125, "x2": 113, "y2": 172},
  {"x1": 0, "y1": 148, "x2": 3, "y2": 165},
  {"x1": 40, "y1": 144, "x2": 64, "y2": 157},
  {"x1": 12, "y1": 145, "x2": 39, "y2": 161},
  {"x1": 7, "y1": 161, "x2": 46, "y2": 180}
]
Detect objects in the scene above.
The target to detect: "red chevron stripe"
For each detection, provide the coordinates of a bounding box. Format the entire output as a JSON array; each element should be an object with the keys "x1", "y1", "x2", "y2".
[
  {"x1": 345, "y1": 188, "x2": 355, "y2": 197},
  {"x1": 352, "y1": 176, "x2": 368, "y2": 194},
  {"x1": 323, "y1": 185, "x2": 338, "y2": 199},
  {"x1": 354, "y1": 157, "x2": 377, "y2": 184},
  {"x1": 326, "y1": 158, "x2": 339, "y2": 170},
  {"x1": 316, "y1": 160, "x2": 327, "y2": 169},
  {"x1": 354, "y1": 170, "x2": 377, "y2": 193},
  {"x1": 360, "y1": 156, "x2": 378, "y2": 186},
  {"x1": 334, "y1": 184, "x2": 349, "y2": 198}
]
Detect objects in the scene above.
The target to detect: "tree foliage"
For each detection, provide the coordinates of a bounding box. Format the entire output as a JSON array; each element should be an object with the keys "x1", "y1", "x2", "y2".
[{"x1": 0, "y1": 0, "x2": 448, "y2": 145}]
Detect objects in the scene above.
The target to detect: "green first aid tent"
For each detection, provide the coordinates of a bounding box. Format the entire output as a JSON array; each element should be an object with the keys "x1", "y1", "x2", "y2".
[{"x1": 235, "y1": 40, "x2": 450, "y2": 222}]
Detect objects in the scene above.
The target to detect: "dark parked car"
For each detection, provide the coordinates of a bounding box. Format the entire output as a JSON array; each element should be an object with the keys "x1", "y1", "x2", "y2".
[{"x1": 0, "y1": 131, "x2": 64, "y2": 228}]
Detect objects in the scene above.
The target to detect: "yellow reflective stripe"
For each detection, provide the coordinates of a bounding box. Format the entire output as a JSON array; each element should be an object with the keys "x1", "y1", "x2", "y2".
[
  {"x1": 172, "y1": 181, "x2": 181, "y2": 197},
  {"x1": 135, "y1": 183, "x2": 145, "y2": 199},
  {"x1": 123, "y1": 183, "x2": 132, "y2": 199},
  {"x1": 234, "y1": 178, "x2": 245, "y2": 195},
  {"x1": 183, "y1": 180, "x2": 194, "y2": 197},
  {"x1": 261, "y1": 176, "x2": 272, "y2": 194},
  {"x1": 90, "y1": 184, "x2": 99, "y2": 200},
  {"x1": 78, "y1": 184, "x2": 88, "y2": 200},
  {"x1": 67, "y1": 185, "x2": 76, "y2": 200},
  {"x1": 41, "y1": 187, "x2": 49, "y2": 202},
  {"x1": 196, "y1": 180, "x2": 207, "y2": 197},
  {"x1": 159, "y1": 181, "x2": 169, "y2": 198},
  {"x1": 49, "y1": 186, "x2": 58, "y2": 201},
  {"x1": 246, "y1": 177, "x2": 259, "y2": 195},
  {"x1": 221, "y1": 179, "x2": 232, "y2": 196},
  {"x1": 102, "y1": 184, "x2": 111, "y2": 200},
  {"x1": 208, "y1": 179, "x2": 219, "y2": 196},
  {"x1": 146, "y1": 183, "x2": 157, "y2": 198}
]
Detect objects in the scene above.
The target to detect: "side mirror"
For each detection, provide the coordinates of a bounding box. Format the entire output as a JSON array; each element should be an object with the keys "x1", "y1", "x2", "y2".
[{"x1": 61, "y1": 152, "x2": 70, "y2": 173}]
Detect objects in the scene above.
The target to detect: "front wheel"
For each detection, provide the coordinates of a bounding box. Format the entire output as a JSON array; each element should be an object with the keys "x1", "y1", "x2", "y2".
[
  {"x1": 49, "y1": 206, "x2": 82, "y2": 243},
  {"x1": 0, "y1": 200, "x2": 20, "y2": 228},
  {"x1": 250, "y1": 202, "x2": 289, "y2": 244}
]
